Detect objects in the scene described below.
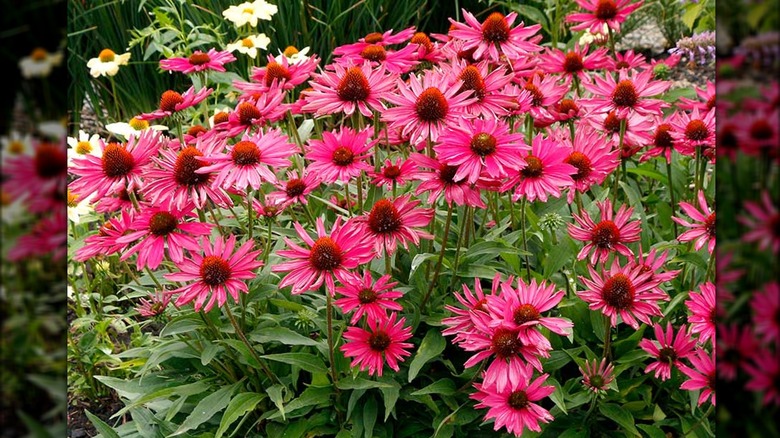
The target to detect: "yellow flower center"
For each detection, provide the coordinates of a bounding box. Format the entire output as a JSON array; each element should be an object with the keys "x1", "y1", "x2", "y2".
[
  {"x1": 283, "y1": 46, "x2": 299, "y2": 57},
  {"x1": 243, "y1": 6, "x2": 254, "y2": 14},
  {"x1": 75, "y1": 141, "x2": 93, "y2": 155},
  {"x1": 128, "y1": 117, "x2": 149, "y2": 131},
  {"x1": 30, "y1": 48, "x2": 48, "y2": 61},
  {"x1": 9, "y1": 141, "x2": 25, "y2": 154},
  {"x1": 99, "y1": 49, "x2": 116, "y2": 63},
  {"x1": 67, "y1": 191, "x2": 79, "y2": 208},
  {"x1": 240, "y1": 37, "x2": 254, "y2": 48}
]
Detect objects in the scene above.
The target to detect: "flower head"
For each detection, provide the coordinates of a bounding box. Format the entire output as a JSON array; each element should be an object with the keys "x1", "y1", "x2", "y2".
[
  {"x1": 306, "y1": 126, "x2": 374, "y2": 184},
  {"x1": 226, "y1": 34, "x2": 271, "y2": 59},
  {"x1": 302, "y1": 62, "x2": 395, "y2": 118},
  {"x1": 750, "y1": 282, "x2": 779, "y2": 345},
  {"x1": 678, "y1": 347, "x2": 716, "y2": 406},
  {"x1": 370, "y1": 158, "x2": 417, "y2": 189},
  {"x1": 160, "y1": 49, "x2": 236, "y2": 74},
  {"x1": 639, "y1": 322, "x2": 697, "y2": 381},
  {"x1": 739, "y1": 191, "x2": 780, "y2": 254},
  {"x1": 582, "y1": 68, "x2": 670, "y2": 119},
  {"x1": 566, "y1": 0, "x2": 644, "y2": 34},
  {"x1": 222, "y1": 0, "x2": 277, "y2": 27},
  {"x1": 501, "y1": 133, "x2": 576, "y2": 203},
  {"x1": 19, "y1": 47, "x2": 63, "y2": 78},
  {"x1": 87, "y1": 48, "x2": 131, "y2": 77},
  {"x1": 165, "y1": 235, "x2": 263, "y2": 312},
  {"x1": 354, "y1": 195, "x2": 433, "y2": 256},
  {"x1": 138, "y1": 86, "x2": 213, "y2": 121},
  {"x1": 411, "y1": 153, "x2": 485, "y2": 208},
  {"x1": 744, "y1": 347, "x2": 780, "y2": 407},
  {"x1": 568, "y1": 199, "x2": 642, "y2": 265},
  {"x1": 335, "y1": 270, "x2": 404, "y2": 325},
  {"x1": 136, "y1": 290, "x2": 171, "y2": 318},
  {"x1": 579, "y1": 358, "x2": 616, "y2": 393},
  {"x1": 340, "y1": 313, "x2": 413, "y2": 377},
  {"x1": 448, "y1": 10, "x2": 542, "y2": 62},
  {"x1": 685, "y1": 281, "x2": 716, "y2": 344},
  {"x1": 672, "y1": 191, "x2": 715, "y2": 254}
]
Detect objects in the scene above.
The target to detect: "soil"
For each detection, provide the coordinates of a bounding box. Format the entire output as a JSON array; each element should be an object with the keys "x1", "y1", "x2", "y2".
[{"x1": 67, "y1": 391, "x2": 125, "y2": 438}]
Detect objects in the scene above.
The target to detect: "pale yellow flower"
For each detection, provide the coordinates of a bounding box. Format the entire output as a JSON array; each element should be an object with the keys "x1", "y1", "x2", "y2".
[
  {"x1": 86, "y1": 48, "x2": 131, "y2": 78},
  {"x1": 226, "y1": 34, "x2": 271, "y2": 59},
  {"x1": 19, "y1": 47, "x2": 63, "y2": 79},
  {"x1": 105, "y1": 117, "x2": 168, "y2": 139},
  {"x1": 223, "y1": 0, "x2": 277, "y2": 27}
]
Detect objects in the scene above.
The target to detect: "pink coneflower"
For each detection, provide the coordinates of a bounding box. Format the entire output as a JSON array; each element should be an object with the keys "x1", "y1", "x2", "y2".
[
  {"x1": 566, "y1": 0, "x2": 644, "y2": 34},
  {"x1": 117, "y1": 203, "x2": 212, "y2": 270},
  {"x1": 407, "y1": 31, "x2": 445, "y2": 63},
  {"x1": 160, "y1": 48, "x2": 236, "y2": 74},
  {"x1": 550, "y1": 98, "x2": 582, "y2": 122},
  {"x1": 501, "y1": 134, "x2": 576, "y2": 203},
  {"x1": 251, "y1": 196, "x2": 287, "y2": 220},
  {"x1": 370, "y1": 158, "x2": 417, "y2": 190},
  {"x1": 449, "y1": 10, "x2": 541, "y2": 63},
  {"x1": 306, "y1": 126, "x2": 374, "y2": 183},
  {"x1": 142, "y1": 136, "x2": 233, "y2": 210},
  {"x1": 678, "y1": 347, "x2": 716, "y2": 406},
  {"x1": 434, "y1": 117, "x2": 527, "y2": 184},
  {"x1": 609, "y1": 49, "x2": 649, "y2": 71},
  {"x1": 461, "y1": 314, "x2": 550, "y2": 392},
  {"x1": 69, "y1": 130, "x2": 160, "y2": 200},
  {"x1": 685, "y1": 281, "x2": 716, "y2": 344},
  {"x1": 740, "y1": 191, "x2": 780, "y2": 254},
  {"x1": 628, "y1": 246, "x2": 680, "y2": 296},
  {"x1": 223, "y1": 89, "x2": 287, "y2": 137},
  {"x1": 332, "y1": 27, "x2": 416, "y2": 57},
  {"x1": 335, "y1": 270, "x2": 404, "y2": 325},
  {"x1": 272, "y1": 217, "x2": 375, "y2": 295},
  {"x1": 196, "y1": 128, "x2": 295, "y2": 190},
  {"x1": 520, "y1": 73, "x2": 571, "y2": 121},
  {"x1": 578, "y1": 259, "x2": 666, "y2": 329},
  {"x1": 579, "y1": 358, "x2": 616, "y2": 393},
  {"x1": 73, "y1": 210, "x2": 135, "y2": 262},
  {"x1": 588, "y1": 110, "x2": 655, "y2": 153},
  {"x1": 751, "y1": 282, "x2": 779, "y2": 344},
  {"x1": 471, "y1": 365, "x2": 555, "y2": 436},
  {"x1": 164, "y1": 235, "x2": 263, "y2": 312},
  {"x1": 734, "y1": 108, "x2": 779, "y2": 158},
  {"x1": 334, "y1": 43, "x2": 419, "y2": 75},
  {"x1": 672, "y1": 191, "x2": 715, "y2": 254},
  {"x1": 340, "y1": 312, "x2": 413, "y2": 377},
  {"x1": 639, "y1": 322, "x2": 697, "y2": 381},
  {"x1": 581, "y1": 68, "x2": 670, "y2": 119},
  {"x1": 354, "y1": 195, "x2": 433, "y2": 256},
  {"x1": 136, "y1": 290, "x2": 171, "y2": 318},
  {"x1": 538, "y1": 43, "x2": 610, "y2": 79},
  {"x1": 411, "y1": 153, "x2": 485, "y2": 208},
  {"x1": 568, "y1": 199, "x2": 641, "y2": 265},
  {"x1": 487, "y1": 276, "x2": 573, "y2": 337},
  {"x1": 382, "y1": 68, "x2": 476, "y2": 145},
  {"x1": 717, "y1": 323, "x2": 758, "y2": 381},
  {"x1": 137, "y1": 86, "x2": 213, "y2": 121},
  {"x1": 265, "y1": 169, "x2": 321, "y2": 208},
  {"x1": 744, "y1": 347, "x2": 780, "y2": 406},
  {"x1": 640, "y1": 115, "x2": 676, "y2": 163},
  {"x1": 442, "y1": 60, "x2": 516, "y2": 118},
  {"x1": 249, "y1": 54, "x2": 319, "y2": 90},
  {"x1": 7, "y1": 211, "x2": 67, "y2": 262},
  {"x1": 93, "y1": 188, "x2": 139, "y2": 213},
  {"x1": 670, "y1": 107, "x2": 716, "y2": 158},
  {"x1": 562, "y1": 125, "x2": 620, "y2": 203},
  {"x1": 443, "y1": 275, "x2": 499, "y2": 346},
  {"x1": 302, "y1": 62, "x2": 394, "y2": 118},
  {"x1": 2, "y1": 140, "x2": 66, "y2": 203}
]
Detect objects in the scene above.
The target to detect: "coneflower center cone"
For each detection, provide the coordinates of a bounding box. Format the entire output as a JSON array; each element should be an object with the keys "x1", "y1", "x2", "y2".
[
  {"x1": 415, "y1": 87, "x2": 449, "y2": 122},
  {"x1": 595, "y1": 0, "x2": 618, "y2": 20},
  {"x1": 612, "y1": 80, "x2": 639, "y2": 108},
  {"x1": 285, "y1": 179, "x2": 306, "y2": 198},
  {"x1": 160, "y1": 90, "x2": 184, "y2": 112},
  {"x1": 231, "y1": 141, "x2": 261, "y2": 166},
  {"x1": 364, "y1": 32, "x2": 384, "y2": 44},
  {"x1": 337, "y1": 67, "x2": 371, "y2": 102},
  {"x1": 237, "y1": 102, "x2": 261, "y2": 125},
  {"x1": 704, "y1": 213, "x2": 715, "y2": 237},
  {"x1": 76, "y1": 141, "x2": 93, "y2": 155},
  {"x1": 98, "y1": 49, "x2": 116, "y2": 63},
  {"x1": 368, "y1": 199, "x2": 401, "y2": 234},
  {"x1": 481, "y1": 12, "x2": 510, "y2": 43},
  {"x1": 565, "y1": 151, "x2": 593, "y2": 181},
  {"x1": 513, "y1": 304, "x2": 541, "y2": 325},
  {"x1": 264, "y1": 62, "x2": 292, "y2": 87},
  {"x1": 309, "y1": 237, "x2": 343, "y2": 271},
  {"x1": 368, "y1": 330, "x2": 391, "y2": 351},
  {"x1": 524, "y1": 83, "x2": 544, "y2": 107},
  {"x1": 563, "y1": 52, "x2": 585, "y2": 73},
  {"x1": 102, "y1": 143, "x2": 135, "y2": 178},
  {"x1": 35, "y1": 143, "x2": 66, "y2": 178},
  {"x1": 601, "y1": 273, "x2": 636, "y2": 310},
  {"x1": 470, "y1": 132, "x2": 497, "y2": 157},
  {"x1": 358, "y1": 288, "x2": 378, "y2": 304},
  {"x1": 174, "y1": 147, "x2": 210, "y2": 186},
  {"x1": 439, "y1": 164, "x2": 459, "y2": 184},
  {"x1": 654, "y1": 124, "x2": 674, "y2": 148},
  {"x1": 591, "y1": 220, "x2": 620, "y2": 248},
  {"x1": 749, "y1": 120, "x2": 773, "y2": 141},
  {"x1": 458, "y1": 66, "x2": 486, "y2": 100},
  {"x1": 658, "y1": 347, "x2": 677, "y2": 364},
  {"x1": 604, "y1": 112, "x2": 622, "y2": 134},
  {"x1": 360, "y1": 45, "x2": 387, "y2": 62},
  {"x1": 491, "y1": 327, "x2": 522, "y2": 358},
  {"x1": 383, "y1": 165, "x2": 401, "y2": 179},
  {"x1": 521, "y1": 156, "x2": 544, "y2": 178},
  {"x1": 188, "y1": 52, "x2": 211, "y2": 66},
  {"x1": 410, "y1": 32, "x2": 434, "y2": 52},
  {"x1": 507, "y1": 390, "x2": 530, "y2": 410},
  {"x1": 200, "y1": 255, "x2": 231, "y2": 286},
  {"x1": 332, "y1": 147, "x2": 355, "y2": 166},
  {"x1": 149, "y1": 212, "x2": 178, "y2": 236},
  {"x1": 685, "y1": 120, "x2": 709, "y2": 141}
]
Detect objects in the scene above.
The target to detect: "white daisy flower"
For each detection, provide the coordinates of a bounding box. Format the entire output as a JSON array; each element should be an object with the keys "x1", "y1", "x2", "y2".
[
  {"x1": 86, "y1": 49, "x2": 131, "y2": 78},
  {"x1": 275, "y1": 46, "x2": 311, "y2": 65},
  {"x1": 67, "y1": 130, "x2": 103, "y2": 168},
  {"x1": 226, "y1": 34, "x2": 271, "y2": 59},
  {"x1": 0, "y1": 190, "x2": 26, "y2": 224},
  {"x1": 19, "y1": 47, "x2": 63, "y2": 79},
  {"x1": 38, "y1": 120, "x2": 67, "y2": 139},
  {"x1": 223, "y1": 0, "x2": 277, "y2": 27},
  {"x1": 1, "y1": 131, "x2": 34, "y2": 164},
  {"x1": 105, "y1": 117, "x2": 168, "y2": 139},
  {"x1": 67, "y1": 190, "x2": 95, "y2": 224}
]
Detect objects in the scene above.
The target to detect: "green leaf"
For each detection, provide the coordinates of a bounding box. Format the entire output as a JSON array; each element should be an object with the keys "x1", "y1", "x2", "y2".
[
  {"x1": 269, "y1": 385, "x2": 334, "y2": 419},
  {"x1": 547, "y1": 378, "x2": 567, "y2": 415},
  {"x1": 172, "y1": 381, "x2": 239, "y2": 436},
  {"x1": 337, "y1": 377, "x2": 395, "y2": 390},
  {"x1": 363, "y1": 396, "x2": 378, "y2": 438},
  {"x1": 201, "y1": 342, "x2": 221, "y2": 366},
  {"x1": 543, "y1": 236, "x2": 577, "y2": 278},
  {"x1": 379, "y1": 380, "x2": 401, "y2": 422},
  {"x1": 410, "y1": 253, "x2": 437, "y2": 278},
  {"x1": 215, "y1": 392, "x2": 266, "y2": 438},
  {"x1": 681, "y1": 1, "x2": 705, "y2": 29},
  {"x1": 410, "y1": 379, "x2": 456, "y2": 396},
  {"x1": 347, "y1": 389, "x2": 366, "y2": 421},
  {"x1": 251, "y1": 326, "x2": 322, "y2": 347},
  {"x1": 262, "y1": 352, "x2": 328, "y2": 374},
  {"x1": 85, "y1": 410, "x2": 121, "y2": 438},
  {"x1": 599, "y1": 403, "x2": 641, "y2": 437},
  {"x1": 637, "y1": 424, "x2": 667, "y2": 438},
  {"x1": 267, "y1": 384, "x2": 286, "y2": 421},
  {"x1": 408, "y1": 329, "x2": 446, "y2": 382},
  {"x1": 509, "y1": 4, "x2": 549, "y2": 31}
]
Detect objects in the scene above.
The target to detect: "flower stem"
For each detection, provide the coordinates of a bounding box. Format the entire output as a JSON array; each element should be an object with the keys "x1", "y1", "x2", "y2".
[
  {"x1": 666, "y1": 158, "x2": 679, "y2": 236},
  {"x1": 520, "y1": 197, "x2": 532, "y2": 282},
  {"x1": 357, "y1": 174, "x2": 364, "y2": 213},
  {"x1": 603, "y1": 316, "x2": 612, "y2": 361},
  {"x1": 685, "y1": 404, "x2": 715, "y2": 437},
  {"x1": 422, "y1": 203, "x2": 453, "y2": 313},
  {"x1": 247, "y1": 189, "x2": 254, "y2": 240},
  {"x1": 385, "y1": 243, "x2": 392, "y2": 276},
  {"x1": 224, "y1": 304, "x2": 280, "y2": 384},
  {"x1": 613, "y1": 119, "x2": 627, "y2": 205},
  {"x1": 326, "y1": 291, "x2": 340, "y2": 388}
]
